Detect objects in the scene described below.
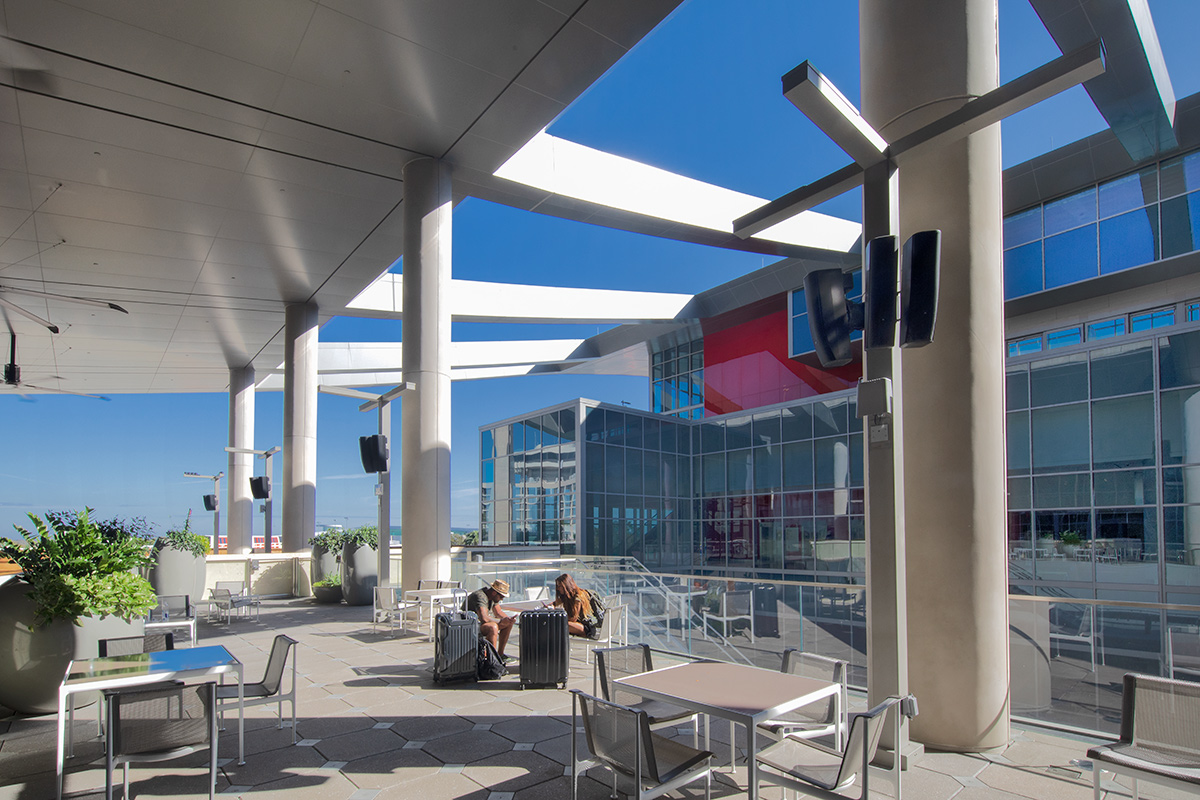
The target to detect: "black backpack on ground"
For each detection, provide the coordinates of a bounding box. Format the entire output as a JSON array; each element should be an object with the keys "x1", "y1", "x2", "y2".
[{"x1": 477, "y1": 637, "x2": 508, "y2": 680}]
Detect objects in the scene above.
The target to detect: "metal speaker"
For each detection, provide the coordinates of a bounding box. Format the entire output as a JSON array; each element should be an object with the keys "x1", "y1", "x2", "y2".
[
  {"x1": 863, "y1": 235, "x2": 898, "y2": 350},
  {"x1": 804, "y1": 268, "x2": 854, "y2": 368},
  {"x1": 202, "y1": 494, "x2": 218, "y2": 512},
  {"x1": 359, "y1": 433, "x2": 389, "y2": 473},
  {"x1": 249, "y1": 475, "x2": 270, "y2": 500},
  {"x1": 899, "y1": 230, "x2": 941, "y2": 348}
]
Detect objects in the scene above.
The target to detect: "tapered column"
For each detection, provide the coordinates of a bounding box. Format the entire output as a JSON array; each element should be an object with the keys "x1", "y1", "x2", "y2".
[
  {"x1": 282, "y1": 302, "x2": 318, "y2": 553},
  {"x1": 400, "y1": 157, "x2": 452, "y2": 591},
  {"x1": 227, "y1": 366, "x2": 255, "y2": 553},
  {"x1": 862, "y1": 0, "x2": 1010, "y2": 751}
]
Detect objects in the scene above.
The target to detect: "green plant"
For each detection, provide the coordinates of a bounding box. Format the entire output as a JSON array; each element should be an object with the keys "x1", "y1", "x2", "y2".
[
  {"x1": 1, "y1": 509, "x2": 157, "y2": 627},
  {"x1": 155, "y1": 511, "x2": 210, "y2": 557},
  {"x1": 1060, "y1": 531, "x2": 1083, "y2": 546},
  {"x1": 312, "y1": 575, "x2": 341, "y2": 588},
  {"x1": 309, "y1": 529, "x2": 347, "y2": 553},
  {"x1": 344, "y1": 525, "x2": 378, "y2": 550}
]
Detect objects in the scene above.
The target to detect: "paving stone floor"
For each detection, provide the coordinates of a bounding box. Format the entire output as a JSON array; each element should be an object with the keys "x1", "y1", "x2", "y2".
[{"x1": 0, "y1": 598, "x2": 1191, "y2": 800}]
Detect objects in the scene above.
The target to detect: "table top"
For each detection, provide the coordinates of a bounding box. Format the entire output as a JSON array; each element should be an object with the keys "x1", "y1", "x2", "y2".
[
  {"x1": 65, "y1": 644, "x2": 238, "y2": 688},
  {"x1": 405, "y1": 587, "x2": 459, "y2": 598},
  {"x1": 615, "y1": 660, "x2": 837, "y2": 720}
]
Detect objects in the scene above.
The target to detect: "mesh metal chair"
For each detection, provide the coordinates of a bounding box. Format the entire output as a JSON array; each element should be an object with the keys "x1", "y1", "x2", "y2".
[
  {"x1": 571, "y1": 690, "x2": 713, "y2": 800},
  {"x1": 99, "y1": 633, "x2": 175, "y2": 657},
  {"x1": 756, "y1": 694, "x2": 917, "y2": 800},
  {"x1": 594, "y1": 644, "x2": 700, "y2": 746},
  {"x1": 416, "y1": 579, "x2": 464, "y2": 630},
  {"x1": 105, "y1": 681, "x2": 218, "y2": 800},
  {"x1": 216, "y1": 634, "x2": 298, "y2": 743},
  {"x1": 209, "y1": 587, "x2": 260, "y2": 623},
  {"x1": 1088, "y1": 673, "x2": 1200, "y2": 800},
  {"x1": 585, "y1": 603, "x2": 628, "y2": 666},
  {"x1": 146, "y1": 594, "x2": 198, "y2": 645},
  {"x1": 1050, "y1": 603, "x2": 1101, "y2": 672},
  {"x1": 759, "y1": 649, "x2": 849, "y2": 749},
  {"x1": 1167, "y1": 629, "x2": 1200, "y2": 680},
  {"x1": 702, "y1": 589, "x2": 754, "y2": 642},
  {"x1": 373, "y1": 586, "x2": 422, "y2": 637}
]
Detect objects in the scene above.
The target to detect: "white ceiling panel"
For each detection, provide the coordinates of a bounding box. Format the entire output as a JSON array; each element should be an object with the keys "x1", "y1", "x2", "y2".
[{"x1": 39, "y1": 183, "x2": 229, "y2": 239}]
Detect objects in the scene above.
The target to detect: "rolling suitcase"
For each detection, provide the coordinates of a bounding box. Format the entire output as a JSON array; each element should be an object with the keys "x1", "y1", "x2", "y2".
[
  {"x1": 434, "y1": 611, "x2": 479, "y2": 684},
  {"x1": 518, "y1": 608, "x2": 569, "y2": 689},
  {"x1": 753, "y1": 584, "x2": 780, "y2": 637}
]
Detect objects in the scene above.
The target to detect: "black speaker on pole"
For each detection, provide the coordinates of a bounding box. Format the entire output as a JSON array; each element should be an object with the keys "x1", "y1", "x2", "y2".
[
  {"x1": 899, "y1": 229, "x2": 941, "y2": 347},
  {"x1": 202, "y1": 494, "x2": 218, "y2": 512},
  {"x1": 804, "y1": 268, "x2": 856, "y2": 368},
  {"x1": 250, "y1": 475, "x2": 271, "y2": 500},
  {"x1": 863, "y1": 235, "x2": 898, "y2": 350},
  {"x1": 359, "y1": 434, "x2": 389, "y2": 473}
]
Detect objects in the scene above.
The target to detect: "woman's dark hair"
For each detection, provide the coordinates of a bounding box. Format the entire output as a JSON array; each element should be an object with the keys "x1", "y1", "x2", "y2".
[{"x1": 555, "y1": 573, "x2": 582, "y2": 619}]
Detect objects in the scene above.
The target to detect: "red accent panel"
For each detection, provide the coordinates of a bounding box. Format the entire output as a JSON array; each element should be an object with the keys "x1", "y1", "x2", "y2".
[{"x1": 703, "y1": 310, "x2": 860, "y2": 415}]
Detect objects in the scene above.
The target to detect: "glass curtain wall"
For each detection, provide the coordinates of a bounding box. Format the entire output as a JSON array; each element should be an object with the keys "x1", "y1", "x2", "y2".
[
  {"x1": 651, "y1": 341, "x2": 705, "y2": 419},
  {"x1": 1007, "y1": 326, "x2": 1200, "y2": 605}
]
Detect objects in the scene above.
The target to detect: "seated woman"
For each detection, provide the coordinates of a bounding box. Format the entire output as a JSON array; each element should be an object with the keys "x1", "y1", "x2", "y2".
[{"x1": 550, "y1": 573, "x2": 600, "y2": 638}]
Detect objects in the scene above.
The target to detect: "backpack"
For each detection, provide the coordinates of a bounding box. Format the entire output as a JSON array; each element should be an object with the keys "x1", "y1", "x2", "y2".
[
  {"x1": 477, "y1": 637, "x2": 508, "y2": 680},
  {"x1": 589, "y1": 592, "x2": 606, "y2": 629}
]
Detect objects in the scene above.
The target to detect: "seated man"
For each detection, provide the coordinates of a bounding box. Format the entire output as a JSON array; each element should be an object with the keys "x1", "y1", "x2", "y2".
[{"x1": 465, "y1": 579, "x2": 514, "y2": 663}]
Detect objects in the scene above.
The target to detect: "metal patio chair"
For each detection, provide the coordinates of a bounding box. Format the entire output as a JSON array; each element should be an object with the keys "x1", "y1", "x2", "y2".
[
  {"x1": 758, "y1": 649, "x2": 849, "y2": 749},
  {"x1": 216, "y1": 634, "x2": 298, "y2": 743},
  {"x1": 373, "y1": 586, "x2": 422, "y2": 637},
  {"x1": 702, "y1": 589, "x2": 754, "y2": 642},
  {"x1": 594, "y1": 644, "x2": 700, "y2": 746},
  {"x1": 571, "y1": 689, "x2": 713, "y2": 800}
]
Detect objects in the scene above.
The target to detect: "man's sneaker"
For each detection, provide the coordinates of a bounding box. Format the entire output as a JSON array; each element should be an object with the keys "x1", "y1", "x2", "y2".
[{"x1": 500, "y1": 653, "x2": 514, "y2": 664}]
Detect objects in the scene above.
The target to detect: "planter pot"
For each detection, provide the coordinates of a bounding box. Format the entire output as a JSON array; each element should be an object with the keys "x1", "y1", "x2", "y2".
[
  {"x1": 312, "y1": 585, "x2": 343, "y2": 604},
  {"x1": 340, "y1": 543, "x2": 377, "y2": 606},
  {"x1": 0, "y1": 578, "x2": 145, "y2": 715},
  {"x1": 148, "y1": 544, "x2": 206, "y2": 606},
  {"x1": 311, "y1": 544, "x2": 339, "y2": 586}
]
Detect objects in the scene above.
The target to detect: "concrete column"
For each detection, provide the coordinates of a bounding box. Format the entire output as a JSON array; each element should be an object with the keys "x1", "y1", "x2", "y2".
[
  {"x1": 400, "y1": 157, "x2": 452, "y2": 592},
  {"x1": 227, "y1": 366, "x2": 255, "y2": 553},
  {"x1": 282, "y1": 302, "x2": 318, "y2": 553},
  {"x1": 862, "y1": 0, "x2": 1010, "y2": 751}
]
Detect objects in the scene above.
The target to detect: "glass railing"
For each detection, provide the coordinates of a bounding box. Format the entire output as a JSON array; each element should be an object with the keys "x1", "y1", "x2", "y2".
[{"x1": 461, "y1": 555, "x2": 1200, "y2": 737}]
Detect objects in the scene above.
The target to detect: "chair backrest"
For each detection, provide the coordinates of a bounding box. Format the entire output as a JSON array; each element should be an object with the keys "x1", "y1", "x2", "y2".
[
  {"x1": 1121, "y1": 673, "x2": 1200, "y2": 753},
  {"x1": 834, "y1": 696, "x2": 899, "y2": 789},
  {"x1": 725, "y1": 590, "x2": 752, "y2": 616},
  {"x1": 257, "y1": 635, "x2": 299, "y2": 695},
  {"x1": 575, "y1": 690, "x2": 662, "y2": 784},
  {"x1": 157, "y1": 594, "x2": 192, "y2": 619},
  {"x1": 594, "y1": 644, "x2": 652, "y2": 705},
  {"x1": 216, "y1": 580, "x2": 245, "y2": 595},
  {"x1": 780, "y1": 649, "x2": 847, "y2": 725},
  {"x1": 99, "y1": 633, "x2": 175, "y2": 657},
  {"x1": 526, "y1": 586, "x2": 550, "y2": 601},
  {"x1": 109, "y1": 681, "x2": 215, "y2": 755},
  {"x1": 375, "y1": 586, "x2": 397, "y2": 609},
  {"x1": 1168, "y1": 630, "x2": 1200, "y2": 678}
]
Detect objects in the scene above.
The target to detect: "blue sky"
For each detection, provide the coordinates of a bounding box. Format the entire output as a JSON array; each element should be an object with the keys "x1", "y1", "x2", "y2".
[{"x1": 3, "y1": 0, "x2": 1200, "y2": 538}]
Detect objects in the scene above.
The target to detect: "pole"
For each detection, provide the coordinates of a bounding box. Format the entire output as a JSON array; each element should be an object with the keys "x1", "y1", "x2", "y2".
[
  {"x1": 378, "y1": 400, "x2": 391, "y2": 586},
  {"x1": 263, "y1": 450, "x2": 274, "y2": 554},
  {"x1": 213, "y1": 474, "x2": 222, "y2": 550}
]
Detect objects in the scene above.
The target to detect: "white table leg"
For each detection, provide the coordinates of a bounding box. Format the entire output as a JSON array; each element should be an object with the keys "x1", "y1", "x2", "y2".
[
  {"x1": 747, "y1": 718, "x2": 758, "y2": 800},
  {"x1": 236, "y1": 663, "x2": 245, "y2": 765}
]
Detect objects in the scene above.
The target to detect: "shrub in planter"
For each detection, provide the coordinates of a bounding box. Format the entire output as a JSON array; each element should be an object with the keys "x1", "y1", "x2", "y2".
[
  {"x1": 148, "y1": 512, "x2": 209, "y2": 604},
  {"x1": 340, "y1": 525, "x2": 378, "y2": 606},
  {"x1": 0, "y1": 509, "x2": 156, "y2": 713},
  {"x1": 309, "y1": 529, "x2": 344, "y2": 585},
  {"x1": 311, "y1": 575, "x2": 343, "y2": 603}
]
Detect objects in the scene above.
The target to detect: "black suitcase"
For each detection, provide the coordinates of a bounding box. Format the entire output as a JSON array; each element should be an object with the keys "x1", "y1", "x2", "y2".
[
  {"x1": 434, "y1": 611, "x2": 479, "y2": 684},
  {"x1": 518, "y1": 608, "x2": 569, "y2": 689},
  {"x1": 753, "y1": 584, "x2": 780, "y2": 638}
]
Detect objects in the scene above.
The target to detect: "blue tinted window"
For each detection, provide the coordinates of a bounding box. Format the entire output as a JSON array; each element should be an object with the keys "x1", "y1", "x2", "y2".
[
  {"x1": 1161, "y1": 152, "x2": 1200, "y2": 198},
  {"x1": 1131, "y1": 308, "x2": 1174, "y2": 332},
  {"x1": 1044, "y1": 225, "x2": 1098, "y2": 288},
  {"x1": 1004, "y1": 207, "x2": 1042, "y2": 248},
  {"x1": 1087, "y1": 318, "x2": 1125, "y2": 340},
  {"x1": 1007, "y1": 337, "x2": 1043, "y2": 357},
  {"x1": 1162, "y1": 192, "x2": 1200, "y2": 259},
  {"x1": 1188, "y1": 303, "x2": 1200, "y2": 322},
  {"x1": 791, "y1": 313, "x2": 814, "y2": 356},
  {"x1": 1100, "y1": 207, "x2": 1158, "y2": 274},
  {"x1": 1044, "y1": 188, "x2": 1096, "y2": 235},
  {"x1": 1004, "y1": 241, "x2": 1043, "y2": 298},
  {"x1": 1047, "y1": 328, "x2": 1082, "y2": 349},
  {"x1": 480, "y1": 429, "x2": 494, "y2": 459},
  {"x1": 1099, "y1": 168, "x2": 1157, "y2": 217},
  {"x1": 512, "y1": 422, "x2": 525, "y2": 452}
]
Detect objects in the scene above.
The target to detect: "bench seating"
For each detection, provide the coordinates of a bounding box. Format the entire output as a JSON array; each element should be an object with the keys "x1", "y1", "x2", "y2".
[{"x1": 1087, "y1": 673, "x2": 1200, "y2": 800}]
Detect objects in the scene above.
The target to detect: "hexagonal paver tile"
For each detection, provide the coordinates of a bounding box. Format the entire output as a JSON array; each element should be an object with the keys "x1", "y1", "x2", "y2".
[
  {"x1": 422, "y1": 729, "x2": 512, "y2": 765},
  {"x1": 296, "y1": 711, "x2": 379, "y2": 741},
  {"x1": 221, "y1": 719, "x2": 304, "y2": 757},
  {"x1": 531, "y1": 731, "x2": 587, "y2": 766},
  {"x1": 979, "y1": 763, "x2": 1093, "y2": 800},
  {"x1": 315, "y1": 727, "x2": 405, "y2": 762},
  {"x1": 507, "y1": 692, "x2": 569, "y2": 714},
  {"x1": 374, "y1": 769, "x2": 490, "y2": 800},
  {"x1": 340, "y1": 746, "x2": 443, "y2": 790},
  {"x1": 512, "y1": 774, "x2": 610, "y2": 800},
  {"x1": 391, "y1": 713, "x2": 472, "y2": 743},
  {"x1": 233, "y1": 770, "x2": 362, "y2": 800},
  {"x1": 490, "y1": 715, "x2": 570, "y2": 745},
  {"x1": 461, "y1": 749, "x2": 564, "y2": 793}
]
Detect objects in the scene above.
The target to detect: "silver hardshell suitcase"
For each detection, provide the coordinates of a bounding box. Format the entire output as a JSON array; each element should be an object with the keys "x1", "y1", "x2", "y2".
[{"x1": 434, "y1": 611, "x2": 479, "y2": 684}]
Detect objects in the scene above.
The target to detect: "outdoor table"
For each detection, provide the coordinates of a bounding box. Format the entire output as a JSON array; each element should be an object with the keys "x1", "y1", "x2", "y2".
[
  {"x1": 404, "y1": 587, "x2": 459, "y2": 632},
  {"x1": 614, "y1": 660, "x2": 840, "y2": 800},
  {"x1": 636, "y1": 585, "x2": 705, "y2": 639},
  {"x1": 56, "y1": 644, "x2": 244, "y2": 800}
]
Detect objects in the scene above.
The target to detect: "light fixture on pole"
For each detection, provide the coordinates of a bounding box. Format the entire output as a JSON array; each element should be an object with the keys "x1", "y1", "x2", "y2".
[
  {"x1": 183, "y1": 471, "x2": 224, "y2": 549},
  {"x1": 224, "y1": 446, "x2": 280, "y2": 553}
]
